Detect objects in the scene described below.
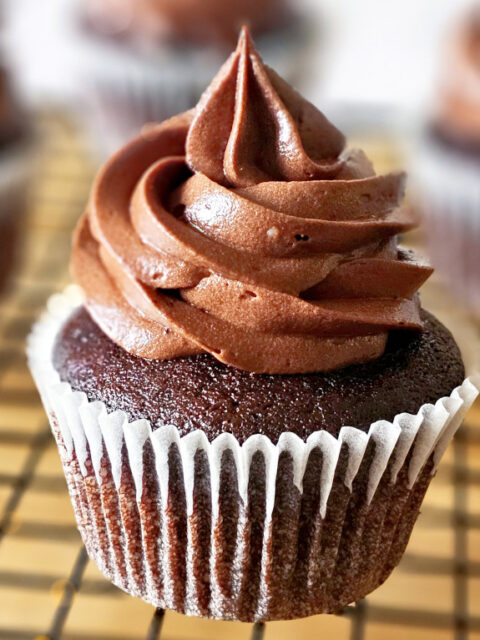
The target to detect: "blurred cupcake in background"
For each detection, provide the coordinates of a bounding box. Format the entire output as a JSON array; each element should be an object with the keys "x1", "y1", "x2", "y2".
[
  {"x1": 73, "y1": 0, "x2": 307, "y2": 155},
  {"x1": 0, "y1": 62, "x2": 34, "y2": 294},
  {"x1": 415, "y1": 4, "x2": 480, "y2": 317},
  {"x1": 83, "y1": 0, "x2": 289, "y2": 48}
]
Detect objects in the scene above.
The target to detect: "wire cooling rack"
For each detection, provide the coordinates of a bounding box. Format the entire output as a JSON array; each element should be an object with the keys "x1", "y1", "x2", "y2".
[{"x1": 0, "y1": 113, "x2": 479, "y2": 640}]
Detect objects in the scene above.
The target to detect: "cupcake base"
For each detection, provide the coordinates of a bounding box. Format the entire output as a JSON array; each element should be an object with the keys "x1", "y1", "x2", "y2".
[
  {"x1": 50, "y1": 414, "x2": 438, "y2": 620},
  {"x1": 27, "y1": 288, "x2": 479, "y2": 621}
]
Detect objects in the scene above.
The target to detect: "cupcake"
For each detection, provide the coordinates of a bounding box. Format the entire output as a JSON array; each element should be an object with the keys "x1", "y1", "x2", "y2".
[
  {"x1": 28, "y1": 29, "x2": 479, "y2": 621},
  {"x1": 69, "y1": 0, "x2": 305, "y2": 156},
  {"x1": 83, "y1": 0, "x2": 290, "y2": 48},
  {"x1": 414, "y1": 4, "x2": 480, "y2": 316},
  {"x1": 0, "y1": 65, "x2": 33, "y2": 293}
]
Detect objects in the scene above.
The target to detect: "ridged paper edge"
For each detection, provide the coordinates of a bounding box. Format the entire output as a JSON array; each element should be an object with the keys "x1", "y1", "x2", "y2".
[
  {"x1": 27, "y1": 285, "x2": 480, "y2": 513},
  {"x1": 26, "y1": 286, "x2": 480, "y2": 619}
]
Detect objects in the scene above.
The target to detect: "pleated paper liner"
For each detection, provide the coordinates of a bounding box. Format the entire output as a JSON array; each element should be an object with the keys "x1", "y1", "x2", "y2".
[{"x1": 27, "y1": 286, "x2": 480, "y2": 621}]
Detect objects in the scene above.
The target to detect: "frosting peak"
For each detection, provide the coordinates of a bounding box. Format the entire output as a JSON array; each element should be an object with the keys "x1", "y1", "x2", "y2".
[
  {"x1": 72, "y1": 29, "x2": 432, "y2": 374},
  {"x1": 186, "y1": 27, "x2": 346, "y2": 187}
]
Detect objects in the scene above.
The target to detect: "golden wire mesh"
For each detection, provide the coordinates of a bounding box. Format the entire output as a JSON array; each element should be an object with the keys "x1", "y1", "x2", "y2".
[{"x1": 0, "y1": 113, "x2": 479, "y2": 640}]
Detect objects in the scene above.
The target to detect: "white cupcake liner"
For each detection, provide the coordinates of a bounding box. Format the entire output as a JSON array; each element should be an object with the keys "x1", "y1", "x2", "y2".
[
  {"x1": 413, "y1": 134, "x2": 480, "y2": 314},
  {"x1": 27, "y1": 286, "x2": 479, "y2": 620}
]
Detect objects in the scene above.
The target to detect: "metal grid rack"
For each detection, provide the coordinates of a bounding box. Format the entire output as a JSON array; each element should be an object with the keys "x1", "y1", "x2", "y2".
[{"x1": 0, "y1": 113, "x2": 479, "y2": 640}]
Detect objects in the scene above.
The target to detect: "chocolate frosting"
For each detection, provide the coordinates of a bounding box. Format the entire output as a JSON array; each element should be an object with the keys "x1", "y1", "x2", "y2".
[
  {"x1": 436, "y1": 6, "x2": 480, "y2": 145},
  {"x1": 72, "y1": 28, "x2": 432, "y2": 374}
]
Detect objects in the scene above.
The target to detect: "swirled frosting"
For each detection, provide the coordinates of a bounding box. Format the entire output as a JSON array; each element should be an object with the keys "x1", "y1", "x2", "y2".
[
  {"x1": 436, "y1": 6, "x2": 480, "y2": 145},
  {"x1": 72, "y1": 28, "x2": 432, "y2": 374}
]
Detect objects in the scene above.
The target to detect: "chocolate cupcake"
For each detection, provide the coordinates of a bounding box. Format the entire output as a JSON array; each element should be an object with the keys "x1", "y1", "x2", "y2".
[
  {"x1": 0, "y1": 65, "x2": 33, "y2": 293},
  {"x1": 28, "y1": 30, "x2": 479, "y2": 621},
  {"x1": 84, "y1": 0, "x2": 290, "y2": 48},
  {"x1": 68, "y1": 0, "x2": 305, "y2": 155},
  {"x1": 415, "y1": 4, "x2": 480, "y2": 316}
]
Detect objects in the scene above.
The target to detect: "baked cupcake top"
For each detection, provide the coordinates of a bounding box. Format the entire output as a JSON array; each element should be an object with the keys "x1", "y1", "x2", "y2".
[
  {"x1": 435, "y1": 4, "x2": 480, "y2": 148},
  {"x1": 83, "y1": 0, "x2": 289, "y2": 47},
  {"x1": 72, "y1": 28, "x2": 432, "y2": 374}
]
